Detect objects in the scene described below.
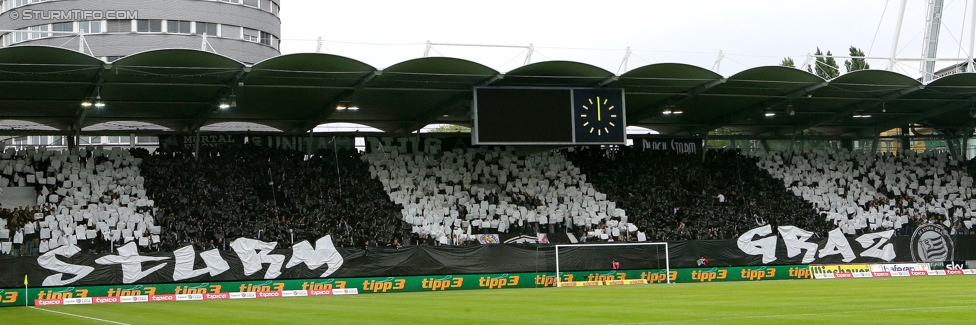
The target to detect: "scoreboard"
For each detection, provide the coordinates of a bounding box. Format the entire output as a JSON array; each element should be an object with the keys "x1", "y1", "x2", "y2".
[{"x1": 473, "y1": 87, "x2": 626, "y2": 145}]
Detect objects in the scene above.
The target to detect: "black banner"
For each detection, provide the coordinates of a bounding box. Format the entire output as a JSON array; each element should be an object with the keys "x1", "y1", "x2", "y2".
[
  {"x1": 365, "y1": 136, "x2": 473, "y2": 155},
  {"x1": 633, "y1": 137, "x2": 702, "y2": 154},
  {"x1": 3, "y1": 227, "x2": 975, "y2": 289},
  {"x1": 159, "y1": 134, "x2": 245, "y2": 150},
  {"x1": 158, "y1": 134, "x2": 355, "y2": 152}
]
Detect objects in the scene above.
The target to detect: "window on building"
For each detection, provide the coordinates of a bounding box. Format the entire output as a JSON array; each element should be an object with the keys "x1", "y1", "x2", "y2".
[
  {"x1": 196, "y1": 22, "x2": 218, "y2": 36},
  {"x1": 79, "y1": 21, "x2": 102, "y2": 34},
  {"x1": 136, "y1": 136, "x2": 158, "y2": 144},
  {"x1": 52, "y1": 22, "x2": 73, "y2": 32},
  {"x1": 243, "y1": 28, "x2": 259, "y2": 42},
  {"x1": 137, "y1": 19, "x2": 162, "y2": 33},
  {"x1": 79, "y1": 136, "x2": 100, "y2": 145},
  {"x1": 29, "y1": 25, "x2": 49, "y2": 39},
  {"x1": 167, "y1": 20, "x2": 191, "y2": 34},
  {"x1": 260, "y1": 31, "x2": 271, "y2": 46},
  {"x1": 106, "y1": 20, "x2": 131, "y2": 33},
  {"x1": 220, "y1": 25, "x2": 240, "y2": 39},
  {"x1": 243, "y1": 0, "x2": 258, "y2": 7}
]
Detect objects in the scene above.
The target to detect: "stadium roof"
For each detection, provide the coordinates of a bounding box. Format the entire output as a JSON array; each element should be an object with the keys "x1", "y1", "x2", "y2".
[{"x1": 2, "y1": 45, "x2": 975, "y2": 137}]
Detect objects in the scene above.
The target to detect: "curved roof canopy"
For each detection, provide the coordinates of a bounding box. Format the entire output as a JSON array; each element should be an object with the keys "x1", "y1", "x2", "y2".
[{"x1": 0, "y1": 45, "x2": 974, "y2": 137}]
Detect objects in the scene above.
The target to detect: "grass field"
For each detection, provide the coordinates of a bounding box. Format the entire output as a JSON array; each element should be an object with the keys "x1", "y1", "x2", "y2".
[{"x1": 7, "y1": 277, "x2": 976, "y2": 324}]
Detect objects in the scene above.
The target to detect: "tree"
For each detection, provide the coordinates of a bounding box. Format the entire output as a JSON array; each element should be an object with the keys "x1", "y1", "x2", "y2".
[
  {"x1": 781, "y1": 57, "x2": 795, "y2": 68},
  {"x1": 809, "y1": 48, "x2": 839, "y2": 79},
  {"x1": 844, "y1": 46, "x2": 870, "y2": 73},
  {"x1": 428, "y1": 124, "x2": 470, "y2": 133}
]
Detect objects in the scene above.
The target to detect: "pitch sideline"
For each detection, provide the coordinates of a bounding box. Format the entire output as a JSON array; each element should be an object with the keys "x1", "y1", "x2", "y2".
[{"x1": 30, "y1": 306, "x2": 131, "y2": 325}]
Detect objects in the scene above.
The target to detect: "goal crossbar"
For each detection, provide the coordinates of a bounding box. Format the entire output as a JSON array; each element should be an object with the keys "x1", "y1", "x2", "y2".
[{"x1": 554, "y1": 242, "x2": 670, "y2": 287}]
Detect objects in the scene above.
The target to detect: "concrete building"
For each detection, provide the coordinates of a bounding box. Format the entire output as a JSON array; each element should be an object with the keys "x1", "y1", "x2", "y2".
[{"x1": 0, "y1": 0, "x2": 280, "y2": 64}]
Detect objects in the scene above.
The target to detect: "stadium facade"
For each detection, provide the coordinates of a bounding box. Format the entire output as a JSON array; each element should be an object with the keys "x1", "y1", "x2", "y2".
[{"x1": 0, "y1": 0, "x2": 280, "y2": 64}]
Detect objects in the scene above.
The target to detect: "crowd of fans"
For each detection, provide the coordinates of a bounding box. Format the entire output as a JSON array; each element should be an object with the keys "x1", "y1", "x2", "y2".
[
  {"x1": 6, "y1": 140, "x2": 976, "y2": 258},
  {"x1": 364, "y1": 145, "x2": 634, "y2": 245},
  {"x1": 141, "y1": 144, "x2": 409, "y2": 251},
  {"x1": 753, "y1": 148, "x2": 976, "y2": 236},
  {"x1": 0, "y1": 147, "x2": 154, "y2": 256},
  {"x1": 568, "y1": 147, "x2": 831, "y2": 241}
]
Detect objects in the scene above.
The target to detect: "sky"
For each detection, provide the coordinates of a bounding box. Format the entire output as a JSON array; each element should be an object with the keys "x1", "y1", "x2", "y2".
[{"x1": 280, "y1": 0, "x2": 976, "y2": 79}]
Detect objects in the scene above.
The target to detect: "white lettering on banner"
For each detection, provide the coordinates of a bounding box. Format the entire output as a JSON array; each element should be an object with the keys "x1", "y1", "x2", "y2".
[
  {"x1": 93, "y1": 296, "x2": 120, "y2": 304},
  {"x1": 671, "y1": 139, "x2": 697, "y2": 155},
  {"x1": 34, "y1": 299, "x2": 63, "y2": 306},
  {"x1": 818, "y1": 229, "x2": 857, "y2": 262},
  {"x1": 203, "y1": 293, "x2": 229, "y2": 300},
  {"x1": 149, "y1": 295, "x2": 176, "y2": 302},
  {"x1": 736, "y1": 225, "x2": 778, "y2": 264},
  {"x1": 640, "y1": 139, "x2": 699, "y2": 154},
  {"x1": 287, "y1": 235, "x2": 344, "y2": 278},
  {"x1": 172, "y1": 246, "x2": 231, "y2": 281},
  {"x1": 366, "y1": 137, "x2": 466, "y2": 155},
  {"x1": 230, "y1": 238, "x2": 284, "y2": 279},
  {"x1": 736, "y1": 225, "x2": 896, "y2": 264},
  {"x1": 945, "y1": 262, "x2": 966, "y2": 270},
  {"x1": 95, "y1": 242, "x2": 170, "y2": 284},
  {"x1": 644, "y1": 140, "x2": 668, "y2": 151},
  {"x1": 256, "y1": 291, "x2": 282, "y2": 298},
  {"x1": 38, "y1": 245, "x2": 95, "y2": 286},
  {"x1": 29, "y1": 236, "x2": 344, "y2": 286},
  {"x1": 778, "y1": 226, "x2": 818, "y2": 264},
  {"x1": 855, "y1": 230, "x2": 896, "y2": 261},
  {"x1": 830, "y1": 272, "x2": 853, "y2": 278}
]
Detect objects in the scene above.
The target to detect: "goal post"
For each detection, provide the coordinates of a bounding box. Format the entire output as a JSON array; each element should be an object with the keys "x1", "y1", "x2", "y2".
[{"x1": 554, "y1": 242, "x2": 670, "y2": 287}]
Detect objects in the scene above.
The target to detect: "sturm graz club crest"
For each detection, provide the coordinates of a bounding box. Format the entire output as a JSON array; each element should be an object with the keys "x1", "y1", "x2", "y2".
[{"x1": 910, "y1": 224, "x2": 954, "y2": 262}]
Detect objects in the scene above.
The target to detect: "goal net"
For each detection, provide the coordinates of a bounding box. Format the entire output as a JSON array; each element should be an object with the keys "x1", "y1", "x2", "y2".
[{"x1": 554, "y1": 242, "x2": 670, "y2": 286}]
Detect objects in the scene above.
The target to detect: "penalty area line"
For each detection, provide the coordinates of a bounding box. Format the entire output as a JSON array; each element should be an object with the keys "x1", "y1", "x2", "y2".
[{"x1": 30, "y1": 306, "x2": 131, "y2": 325}]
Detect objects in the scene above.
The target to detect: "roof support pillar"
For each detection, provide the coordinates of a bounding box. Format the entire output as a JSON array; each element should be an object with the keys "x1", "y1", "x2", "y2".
[
  {"x1": 887, "y1": 0, "x2": 909, "y2": 71},
  {"x1": 194, "y1": 130, "x2": 201, "y2": 160}
]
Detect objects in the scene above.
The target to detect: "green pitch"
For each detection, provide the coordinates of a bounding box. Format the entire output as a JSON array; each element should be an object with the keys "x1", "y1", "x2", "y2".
[{"x1": 8, "y1": 276, "x2": 976, "y2": 324}]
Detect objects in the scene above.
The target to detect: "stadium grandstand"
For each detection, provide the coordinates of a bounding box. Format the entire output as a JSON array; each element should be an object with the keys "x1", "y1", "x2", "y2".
[
  {"x1": 0, "y1": 43, "x2": 973, "y2": 262},
  {"x1": 2, "y1": 3, "x2": 976, "y2": 321}
]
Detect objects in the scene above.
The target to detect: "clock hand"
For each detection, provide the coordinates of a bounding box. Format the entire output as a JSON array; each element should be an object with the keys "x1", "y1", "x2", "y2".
[{"x1": 597, "y1": 96, "x2": 602, "y2": 121}]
